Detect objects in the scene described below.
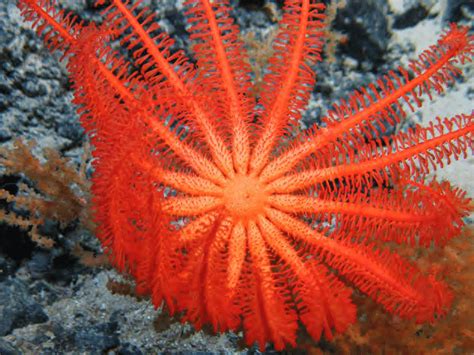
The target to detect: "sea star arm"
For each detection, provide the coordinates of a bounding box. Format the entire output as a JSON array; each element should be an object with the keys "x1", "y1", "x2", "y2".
[
  {"x1": 71, "y1": 36, "x2": 228, "y2": 186},
  {"x1": 249, "y1": 0, "x2": 326, "y2": 175},
  {"x1": 186, "y1": 0, "x2": 254, "y2": 174},
  {"x1": 153, "y1": 170, "x2": 222, "y2": 196},
  {"x1": 136, "y1": 158, "x2": 222, "y2": 196},
  {"x1": 17, "y1": 0, "x2": 83, "y2": 54},
  {"x1": 143, "y1": 225, "x2": 175, "y2": 306},
  {"x1": 226, "y1": 222, "x2": 247, "y2": 294},
  {"x1": 257, "y1": 215, "x2": 356, "y2": 340},
  {"x1": 243, "y1": 221, "x2": 298, "y2": 351},
  {"x1": 266, "y1": 113, "x2": 473, "y2": 192},
  {"x1": 17, "y1": 1, "x2": 230, "y2": 185},
  {"x1": 259, "y1": 24, "x2": 473, "y2": 183},
  {"x1": 150, "y1": 212, "x2": 221, "y2": 306},
  {"x1": 92, "y1": 156, "x2": 167, "y2": 275},
  {"x1": 162, "y1": 196, "x2": 222, "y2": 216},
  {"x1": 172, "y1": 215, "x2": 240, "y2": 332},
  {"x1": 268, "y1": 178, "x2": 471, "y2": 246},
  {"x1": 266, "y1": 207, "x2": 454, "y2": 323},
  {"x1": 176, "y1": 213, "x2": 221, "y2": 243},
  {"x1": 99, "y1": 0, "x2": 234, "y2": 176}
]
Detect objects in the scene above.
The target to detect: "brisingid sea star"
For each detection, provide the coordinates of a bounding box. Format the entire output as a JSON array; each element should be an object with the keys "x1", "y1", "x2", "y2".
[{"x1": 18, "y1": 0, "x2": 473, "y2": 350}]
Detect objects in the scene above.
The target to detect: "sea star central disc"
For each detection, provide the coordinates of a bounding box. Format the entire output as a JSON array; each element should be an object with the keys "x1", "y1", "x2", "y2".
[{"x1": 223, "y1": 175, "x2": 267, "y2": 219}]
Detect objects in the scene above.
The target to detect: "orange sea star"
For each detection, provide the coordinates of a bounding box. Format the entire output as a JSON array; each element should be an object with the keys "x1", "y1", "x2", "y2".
[{"x1": 19, "y1": 0, "x2": 473, "y2": 350}]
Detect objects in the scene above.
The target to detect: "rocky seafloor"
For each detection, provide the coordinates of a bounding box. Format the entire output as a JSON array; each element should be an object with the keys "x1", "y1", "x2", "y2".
[{"x1": 0, "y1": 0, "x2": 473, "y2": 353}]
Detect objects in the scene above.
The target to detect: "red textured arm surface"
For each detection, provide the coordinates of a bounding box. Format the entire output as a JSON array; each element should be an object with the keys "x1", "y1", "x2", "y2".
[{"x1": 19, "y1": 0, "x2": 473, "y2": 351}]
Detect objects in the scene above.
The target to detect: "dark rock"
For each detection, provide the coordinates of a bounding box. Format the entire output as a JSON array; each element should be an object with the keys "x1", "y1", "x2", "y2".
[
  {"x1": 0, "y1": 223, "x2": 35, "y2": 263},
  {"x1": 334, "y1": 0, "x2": 390, "y2": 64},
  {"x1": 239, "y1": 0, "x2": 266, "y2": 10},
  {"x1": 234, "y1": 2, "x2": 275, "y2": 30},
  {"x1": 29, "y1": 280, "x2": 59, "y2": 304},
  {"x1": 0, "y1": 254, "x2": 16, "y2": 280},
  {"x1": 26, "y1": 251, "x2": 53, "y2": 280},
  {"x1": 0, "y1": 278, "x2": 49, "y2": 336},
  {"x1": 0, "y1": 338, "x2": 22, "y2": 355},
  {"x1": 56, "y1": 115, "x2": 84, "y2": 142},
  {"x1": 116, "y1": 343, "x2": 144, "y2": 355},
  {"x1": 444, "y1": 0, "x2": 474, "y2": 22},
  {"x1": 0, "y1": 127, "x2": 11, "y2": 141},
  {"x1": 49, "y1": 252, "x2": 86, "y2": 285},
  {"x1": 109, "y1": 310, "x2": 127, "y2": 325},
  {"x1": 73, "y1": 322, "x2": 120, "y2": 352},
  {"x1": 20, "y1": 78, "x2": 48, "y2": 97},
  {"x1": 36, "y1": 219, "x2": 60, "y2": 239},
  {"x1": 0, "y1": 72, "x2": 9, "y2": 94},
  {"x1": 393, "y1": 4, "x2": 430, "y2": 29},
  {"x1": 51, "y1": 323, "x2": 75, "y2": 350}
]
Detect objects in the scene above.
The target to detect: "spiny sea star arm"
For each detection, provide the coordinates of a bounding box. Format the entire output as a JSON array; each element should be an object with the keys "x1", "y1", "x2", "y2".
[
  {"x1": 18, "y1": 0, "x2": 138, "y2": 104},
  {"x1": 79, "y1": 43, "x2": 227, "y2": 186},
  {"x1": 226, "y1": 222, "x2": 247, "y2": 295},
  {"x1": 94, "y1": 157, "x2": 166, "y2": 275},
  {"x1": 176, "y1": 212, "x2": 220, "y2": 244},
  {"x1": 259, "y1": 24, "x2": 473, "y2": 183},
  {"x1": 157, "y1": 212, "x2": 220, "y2": 304},
  {"x1": 147, "y1": 226, "x2": 176, "y2": 308},
  {"x1": 136, "y1": 158, "x2": 222, "y2": 196},
  {"x1": 174, "y1": 216, "x2": 240, "y2": 332},
  {"x1": 243, "y1": 221, "x2": 298, "y2": 351},
  {"x1": 155, "y1": 170, "x2": 222, "y2": 196},
  {"x1": 203, "y1": 217, "x2": 241, "y2": 332},
  {"x1": 162, "y1": 196, "x2": 222, "y2": 216},
  {"x1": 83, "y1": 57, "x2": 227, "y2": 185},
  {"x1": 257, "y1": 215, "x2": 356, "y2": 340},
  {"x1": 265, "y1": 207, "x2": 454, "y2": 323},
  {"x1": 269, "y1": 179, "x2": 471, "y2": 247},
  {"x1": 165, "y1": 213, "x2": 218, "y2": 308},
  {"x1": 146, "y1": 117, "x2": 228, "y2": 185},
  {"x1": 249, "y1": 0, "x2": 326, "y2": 175},
  {"x1": 266, "y1": 113, "x2": 473, "y2": 192},
  {"x1": 100, "y1": 0, "x2": 234, "y2": 176},
  {"x1": 18, "y1": 0, "x2": 83, "y2": 54},
  {"x1": 186, "y1": 0, "x2": 254, "y2": 174},
  {"x1": 18, "y1": 0, "x2": 228, "y2": 185},
  {"x1": 270, "y1": 195, "x2": 432, "y2": 223}
]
